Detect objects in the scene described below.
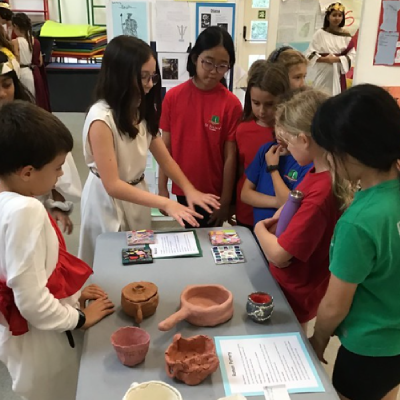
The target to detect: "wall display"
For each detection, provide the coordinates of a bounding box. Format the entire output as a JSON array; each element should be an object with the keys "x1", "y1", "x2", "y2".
[
  {"x1": 374, "y1": 0, "x2": 400, "y2": 66},
  {"x1": 253, "y1": 0, "x2": 270, "y2": 7},
  {"x1": 157, "y1": 52, "x2": 190, "y2": 87},
  {"x1": 195, "y1": 3, "x2": 236, "y2": 38},
  {"x1": 258, "y1": 10, "x2": 267, "y2": 19},
  {"x1": 250, "y1": 20, "x2": 268, "y2": 40},
  {"x1": 108, "y1": 1, "x2": 150, "y2": 42},
  {"x1": 155, "y1": 2, "x2": 191, "y2": 53}
]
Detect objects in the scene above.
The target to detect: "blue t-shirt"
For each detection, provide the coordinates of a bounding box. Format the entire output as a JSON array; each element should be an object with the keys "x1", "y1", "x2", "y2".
[{"x1": 245, "y1": 141, "x2": 312, "y2": 225}]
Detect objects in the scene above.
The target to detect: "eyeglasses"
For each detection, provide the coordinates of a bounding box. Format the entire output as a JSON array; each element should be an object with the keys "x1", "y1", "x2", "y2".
[
  {"x1": 141, "y1": 73, "x2": 159, "y2": 85},
  {"x1": 200, "y1": 58, "x2": 230, "y2": 74}
]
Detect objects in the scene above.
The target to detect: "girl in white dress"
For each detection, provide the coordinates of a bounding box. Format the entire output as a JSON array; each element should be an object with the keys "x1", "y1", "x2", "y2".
[
  {"x1": 79, "y1": 36, "x2": 220, "y2": 266},
  {"x1": 0, "y1": 102, "x2": 114, "y2": 400},
  {"x1": 11, "y1": 13, "x2": 35, "y2": 97},
  {"x1": 305, "y1": 2, "x2": 356, "y2": 96}
]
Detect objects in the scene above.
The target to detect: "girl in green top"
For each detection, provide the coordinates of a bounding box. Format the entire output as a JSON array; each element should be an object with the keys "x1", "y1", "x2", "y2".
[{"x1": 309, "y1": 84, "x2": 400, "y2": 400}]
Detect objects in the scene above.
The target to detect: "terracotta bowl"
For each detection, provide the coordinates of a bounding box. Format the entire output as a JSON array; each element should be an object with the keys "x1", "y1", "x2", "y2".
[
  {"x1": 123, "y1": 381, "x2": 183, "y2": 400},
  {"x1": 111, "y1": 327, "x2": 150, "y2": 367},
  {"x1": 121, "y1": 281, "x2": 159, "y2": 324},
  {"x1": 246, "y1": 292, "x2": 274, "y2": 323},
  {"x1": 158, "y1": 284, "x2": 234, "y2": 331},
  {"x1": 165, "y1": 334, "x2": 219, "y2": 385}
]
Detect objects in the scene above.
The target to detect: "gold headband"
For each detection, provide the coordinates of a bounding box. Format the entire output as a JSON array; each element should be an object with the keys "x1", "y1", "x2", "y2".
[
  {"x1": 0, "y1": 3, "x2": 11, "y2": 10},
  {"x1": 0, "y1": 60, "x2": 14, "y2": 75},
  {"x1": 327, "y1": 3, "x2": 345, "y2": 13}
]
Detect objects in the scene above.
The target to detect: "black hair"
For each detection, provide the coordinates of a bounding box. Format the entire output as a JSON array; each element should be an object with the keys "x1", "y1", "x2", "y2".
[
  {"x1": 323, "y1": 4, "x2": 346, "y2": 29},
  {"x1": 187, "y1": 26, "x2": 235, "y2": 87},
  {"x1": 12, "y1": 13, "x2": 33, "y2": 52},
  {"x1": 0, "y1": 101, "x2": 73, "y2": 176},
  {"x1": 0, "y1": 51, "x2": 34, "y2": 102},
  {"x1": 267, "y1": 46, "x2": 293, "y2": 63},
  {"x1": 243, "y1": 63, "x2": 290, "y2": 121},
  {"x1": 312, "y1": 84, "x2": 400, "y2": 172},
  {"x1": 94, "y1": 35, "x2": 161, "y2": 139},
  {"x1": 0, "y1": 2, "x2": 12, "y2": 22}
]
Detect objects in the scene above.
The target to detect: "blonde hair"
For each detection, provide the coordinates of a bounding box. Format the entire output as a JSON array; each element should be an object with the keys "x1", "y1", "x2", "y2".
[
  {"x1": 268, "y1": 49, "x2": 307, "y2": 70},
  {"x1": 276, "y1": 88, "x2": 353, "y2": 209}
]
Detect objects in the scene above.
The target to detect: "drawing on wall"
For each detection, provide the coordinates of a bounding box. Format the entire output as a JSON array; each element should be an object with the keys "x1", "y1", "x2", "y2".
[
  {"x1": 110, "y1": 1, "x2": 149, "y2": 42},
  {"x1": 201, "y1": 13, "x2": 212, "y2": 28},
  {"x1": 162, "y1": 58, "x2": 179, "y2": 80},
  {"x1": 251, "y1": 21, "x2": 268, "y2": 41},
  {"x1": 121, "y1": 13, "x2": 137, "y2": 36},
  {"x1": 177, "y1": 25, "x2": 187, "y2": 41},
  {"x1": 252, "y1": 0, "x2": 270, "y2": 8}
]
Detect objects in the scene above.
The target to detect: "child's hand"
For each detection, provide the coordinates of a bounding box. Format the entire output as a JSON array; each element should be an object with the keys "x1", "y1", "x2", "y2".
[
  {"x1": 164, "y1": 200, "x2": 203, "y2": 227},
  {"x1": 82, "y1": 297, "x2": 115, "y2": 329},
  {"x1": 208, "y1": 203, "x2": 230, "y2": 227},
  {"x1": 50, "y1": 209, "x2": 73, "y2": 235},
  {"x1": 185, "y1": 188, "x2": 220, "y2": 214},
  {"x1": 265, "y1": 145, "x2": 282, "y2": 167},
  {"x1": 80, "y1": 284, "x2": 108, "y2": 307}
]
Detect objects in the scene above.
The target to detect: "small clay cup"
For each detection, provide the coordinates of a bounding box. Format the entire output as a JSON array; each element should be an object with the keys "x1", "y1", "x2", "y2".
[
  {"x1": 111, "y1": 326, "x2": 150, "y2": 367},
  {"x1": 121, "y1": 281, "x2": 159, "y2": 324},
  {"x1": 246, "y1": 292, "x2": 274, "y2": 323},
  {"x1": 165, "y1": 334, "x2": 219, "y2": 385}
]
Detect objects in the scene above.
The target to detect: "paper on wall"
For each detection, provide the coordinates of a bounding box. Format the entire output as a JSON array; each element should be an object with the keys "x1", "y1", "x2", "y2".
[
  {"x1": 158, "y1": 52, "x2": 189, "y2": 88},
  {"x1": 196, "y1": 4, "x2": 235, "y2": 37},
  {"x1": 155, "y1": 2, "x2": 191, "y2": 53}
]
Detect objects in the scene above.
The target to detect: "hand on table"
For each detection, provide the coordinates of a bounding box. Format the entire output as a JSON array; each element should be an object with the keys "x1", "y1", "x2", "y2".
[
  {"x1": 164, "y1": 200, "x2": 203, "y2": 228},
  {"x1": 208, "y1": 203, "x2": 230, "y2": 227},
  {"x1": 309, "y1": 334, "x2": 329, "y2": 364},
  {"x1": 82, "y1": 297, "x2": 115, "y2": 329}
]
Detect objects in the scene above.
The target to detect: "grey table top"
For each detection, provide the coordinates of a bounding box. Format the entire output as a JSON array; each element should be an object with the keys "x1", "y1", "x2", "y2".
[{"x1": 76, "y1": 227, "x2": 338, "y2": 400}]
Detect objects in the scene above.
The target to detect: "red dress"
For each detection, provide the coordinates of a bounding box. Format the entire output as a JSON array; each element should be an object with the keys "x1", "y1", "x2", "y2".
[{"x1": 32, "y1": 38, "x2": 51, "y2": 112}]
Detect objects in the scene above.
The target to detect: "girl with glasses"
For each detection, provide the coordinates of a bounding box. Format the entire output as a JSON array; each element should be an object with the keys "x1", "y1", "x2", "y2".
[
  {"x1": 79, "y1": 36, "x2": 219, "y2": 266},
  {"x1": 158, "y1": 26, "x2": 243, "y2": 227}
]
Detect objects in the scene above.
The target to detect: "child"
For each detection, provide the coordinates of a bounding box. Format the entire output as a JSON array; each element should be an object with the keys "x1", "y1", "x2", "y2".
[
  {"x1": 241, "y1": 88, "x2": 312, "y2": 228},
  {"x1": 0, "y1": 101, "x2": 114, "y2": 400},
  {"x1": 306, "y1": 2, "x2": 355, "y2": 95},
  {"x1": 237, "y1": 63, "x2": 299, "y2": 228},
  {"x1": 0, "y1": 51, "x2": 79, "y2": 235},
  {"x1": 79, "y1": 35, "x2": 219, "y2": 266},
  {"x1": 254, "y1": 89, "x2": 345, "y2": 330},
  {"x1": 309, "y1": 85, "x2": 400, "y2": 400},
  {"x1": 267, "y1": 46, "x2": 308, "y2": 90},
  {"x1": 11, "y1": 13, "x2": 34, "y2": 97},
  {"x1": 0, "y1": 1, "x2": 12, "y2": 40},
  {"x1": 158, "y1": 26, "x2": 243, "y2": 227}
]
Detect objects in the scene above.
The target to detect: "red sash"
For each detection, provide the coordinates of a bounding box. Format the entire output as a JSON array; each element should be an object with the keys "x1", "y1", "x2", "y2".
[{"x1": 0, "y1": 214, "x2": 92, "y2": 336}]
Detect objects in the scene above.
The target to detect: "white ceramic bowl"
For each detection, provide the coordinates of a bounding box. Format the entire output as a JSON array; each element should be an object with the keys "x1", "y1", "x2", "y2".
[{"x1": 123, "y1": 381, "x2": 183, "y2": 400}]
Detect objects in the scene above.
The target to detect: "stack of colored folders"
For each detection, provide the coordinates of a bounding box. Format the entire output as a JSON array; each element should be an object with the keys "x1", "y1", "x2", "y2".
[{"x1": 40, "y1": 21, "x2": 107, "y2": 59}]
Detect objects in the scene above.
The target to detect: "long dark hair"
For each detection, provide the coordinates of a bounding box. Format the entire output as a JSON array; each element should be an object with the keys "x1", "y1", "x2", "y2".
[
  {"x1": 187, "y1": 26, "x2": 235, "y2": 87},
  {"x1": 0, "y1": 51, "x2": 33, "y2": 102},
  {"x1": 312, "y1": 84, "x2": 400, "y2": 174},
  {"x1": 243, "y1": 63, "x2": 290, "y2": 121},
  {"x1": 94, "y1": 35, "x2": 161, "y2": 139},
  {"x1": 0, "y1": 25, "x2": 13, "y2": 52},
  {"x1": 323, "y1": 3, "x2": 346, "y2": 29},
  {"x1": 12, "y1": 13, "x2": 33, "y2": 52}
]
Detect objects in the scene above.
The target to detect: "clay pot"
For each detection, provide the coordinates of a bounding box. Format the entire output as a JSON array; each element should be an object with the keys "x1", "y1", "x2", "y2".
[
  {"x1": 121, "y1": 281, "x2": 159, "y2": 324},
  {"x1": 158, "y1": 284, "x2": 233, "y2": 331},
  {"x1": 111, "y1": 327, "x2": 150, "y2": 367},
  {"x1": 165, "y1": 334, "x2": 219, "y2": 385},
  {"x1": 123, "y1": 381, "x2": 182, "y2": 400},
  {"x1": 246, "y1": 292, "x2": 274, "y2": 323}
]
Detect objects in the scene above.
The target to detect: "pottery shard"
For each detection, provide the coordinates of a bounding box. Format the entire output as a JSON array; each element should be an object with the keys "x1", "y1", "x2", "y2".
[
  {"x1": 121, "y1": 281, "x2": 159, "y2": 324},
  {"x1": 165, "y1": 334, "x2": 220, "y2": 386}
]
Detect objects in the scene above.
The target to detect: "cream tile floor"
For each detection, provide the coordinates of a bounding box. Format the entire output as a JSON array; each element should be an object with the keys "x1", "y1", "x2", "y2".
[{"x1": 0, "y1": 111, "x2": 394, "y2": 399}]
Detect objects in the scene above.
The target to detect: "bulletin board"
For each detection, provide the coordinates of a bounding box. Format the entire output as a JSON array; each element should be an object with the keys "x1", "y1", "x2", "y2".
[{"x1": 374, "y1": 0, "x2": 400, "y2": 66}]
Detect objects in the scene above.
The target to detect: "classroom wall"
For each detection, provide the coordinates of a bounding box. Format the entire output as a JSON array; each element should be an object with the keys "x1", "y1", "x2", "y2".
[{"x1": 353, "y1": 0, "x2": 400, "y2": 86}]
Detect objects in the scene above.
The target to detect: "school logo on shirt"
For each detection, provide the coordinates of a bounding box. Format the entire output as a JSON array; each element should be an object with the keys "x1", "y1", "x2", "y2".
[
  {"x1": 285, "y1": 169, "x2": 299, "y2": 182},
  {"x1": 205, "y1": 115, "x2": 221, "y2": 132}
]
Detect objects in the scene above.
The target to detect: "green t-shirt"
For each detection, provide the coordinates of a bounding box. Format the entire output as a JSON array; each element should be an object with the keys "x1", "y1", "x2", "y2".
[{"x1": 330, "y1": 178, "x2": 400, "y2": 356}]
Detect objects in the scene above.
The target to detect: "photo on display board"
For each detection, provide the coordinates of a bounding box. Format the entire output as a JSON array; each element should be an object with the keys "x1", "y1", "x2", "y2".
[
  {"x1": 217, "y1": 23, "x2": 228, "y2": 30},
  {"x1": 201, "y1": 13, "x2": 212, "y2": 28},
  {"x1": 162, "y1": 58, "x2": 179, "y2": 80}
]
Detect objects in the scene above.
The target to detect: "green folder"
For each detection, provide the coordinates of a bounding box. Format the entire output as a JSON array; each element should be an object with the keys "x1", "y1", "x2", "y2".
[{"x1": 40, "y1": 21, "x2": 106, "y2": 38}]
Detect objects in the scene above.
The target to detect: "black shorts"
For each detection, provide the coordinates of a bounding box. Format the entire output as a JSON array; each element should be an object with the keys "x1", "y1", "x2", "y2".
[{"x1": 333, "y1": 345, "x2": 400, "y2": 400}]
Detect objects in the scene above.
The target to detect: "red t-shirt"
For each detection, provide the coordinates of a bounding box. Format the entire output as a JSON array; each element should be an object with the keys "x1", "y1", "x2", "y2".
[
  {"x1": 160, "y1": 80, "x2": 243, "y2": 196},
  {"x1": 236, "y1": 120, "x2": 274, "y2": 226},
  {"x1": 270, "y1": 169, "x2": 341, "y2": 323}
]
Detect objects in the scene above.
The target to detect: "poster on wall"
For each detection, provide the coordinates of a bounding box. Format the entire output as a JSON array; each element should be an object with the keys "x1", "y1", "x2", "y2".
[
  {"x1": 155, "y1": 2, "x2": 191, "y2": 53},
  {"x1": 157, "y1": 52, "x2": 190, "y2": 87},
  {"x1": 108, "y1": 1, "x2": 150, "y2": 42},
  {"x1": 374, "y1": 0, "x2": 400, "y2": 66},
  {"x1": 195, "y1": 3, "x2": 236, "y2": 38}
]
